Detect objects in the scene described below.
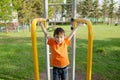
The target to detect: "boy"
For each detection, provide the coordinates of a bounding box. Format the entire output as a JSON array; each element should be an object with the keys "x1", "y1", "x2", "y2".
[{"x1": 41, "y1": 26, "x2": 78, "y2": 80}]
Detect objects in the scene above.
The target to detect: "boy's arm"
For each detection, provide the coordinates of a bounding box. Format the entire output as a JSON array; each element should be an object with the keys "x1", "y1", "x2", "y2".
[
  {"x1": 67, "y1": 26, "x2": 79, "y2": 40},
  {"x1": 41, "y1": 25, "x2": 51, "y2": 39}
]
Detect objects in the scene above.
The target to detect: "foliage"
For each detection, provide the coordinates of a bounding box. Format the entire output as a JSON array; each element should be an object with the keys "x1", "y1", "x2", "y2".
[
  {"x1": 108, "y1": 0, "x2": 115, "y2": 18},
  {"x1": 48, "y1": 0, "x2": 72, "y2": 20},
  {"x1": 101, "y1": 0, "x2": 109, "y2": 22},
  {"x1": 77, "y1": 0, "x2": 100, "y2": 18},
  {"x1": 12, "y1": 0, "x2": 43, "y2": 24},
  {"x1": 0, "y1": 0, "x2": 13, "y2": 23},
  {"x1": 0, "y1": 0, "x2": 119, "y2": 24},
  {"x1": 64, "y1": 0, "x2": 72, "y2": 18},
  {"x1": 115, "y1": 4, "x2": 120, "y2": 22},
  {"x1": 78, "y1": 0, "x2": 90, "y2": 17},
  {"x1": 107, "y1": 0, "x2": 116, "y2": 24}
]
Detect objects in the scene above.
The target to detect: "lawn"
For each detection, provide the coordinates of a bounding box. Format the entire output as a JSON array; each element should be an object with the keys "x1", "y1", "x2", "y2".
[{"x1": 0, "y1": 24, "x2": 120, "y2": 80}]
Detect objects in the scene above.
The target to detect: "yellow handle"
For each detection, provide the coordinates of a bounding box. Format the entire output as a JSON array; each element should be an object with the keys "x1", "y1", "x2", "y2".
[
  {"x1": 31, "y1": 18, "x2": 47, "y2": 80},
  {"x1": 74, "y1": 18, "x2": 93, "y2": 80}
]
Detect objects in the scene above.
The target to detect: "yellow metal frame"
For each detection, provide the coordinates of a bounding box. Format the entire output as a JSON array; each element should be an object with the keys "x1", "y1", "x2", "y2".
[
  {"x1": 31, "y1": 18, "x2": 47, "y2": 80},
  {"x1": 31, "y1": 18, "x2": 93, "y2": 80},
  {"x1": 73, "y1": 18, "x2": 93, "y2": 80}
]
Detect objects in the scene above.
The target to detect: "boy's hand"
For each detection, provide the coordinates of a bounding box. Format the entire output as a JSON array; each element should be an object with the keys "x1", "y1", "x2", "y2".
[
  {"x1": 67, "y1": 25, "x2": 79, "y2": 40},
  {"x1": 40, "y1": 23, "x2": 51, "y2": 39}
]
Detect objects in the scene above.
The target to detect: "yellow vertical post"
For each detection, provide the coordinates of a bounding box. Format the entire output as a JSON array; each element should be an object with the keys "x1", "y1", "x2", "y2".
[
  {"x1": 31, "y1": 19, "x2": 40, "y2": 80},
  {"x1": 31, "y1": 18, "x2": 47, "y2": 80},
  {"x1": 74, "y1": 18, "x2": 93, "y2": 80},
  {"x1": 86, "y1": 20, "x2": 93, "y2": 80}
]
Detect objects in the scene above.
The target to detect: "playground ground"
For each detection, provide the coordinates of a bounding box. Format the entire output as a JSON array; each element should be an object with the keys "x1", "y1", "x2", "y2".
[
  {"x1": 0, "y1": 24, "x2": 120, "y2": 80},
  {"x1": 39, "y1": 69, "x2": 105, "y2": 80}
]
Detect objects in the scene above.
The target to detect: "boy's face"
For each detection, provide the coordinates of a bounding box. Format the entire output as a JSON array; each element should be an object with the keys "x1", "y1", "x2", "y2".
[{"x1": 54, "y1": 34, "x2": 65, "y2": 44}]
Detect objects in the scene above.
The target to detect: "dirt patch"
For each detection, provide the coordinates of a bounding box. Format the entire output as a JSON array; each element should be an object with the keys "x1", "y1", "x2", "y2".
[{"x1": 37, "y1": 69, "x2": 104, "y2": 80}]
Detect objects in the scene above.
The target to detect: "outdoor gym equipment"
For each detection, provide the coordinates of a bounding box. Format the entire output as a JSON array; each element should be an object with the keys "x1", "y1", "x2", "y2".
[
  {"x1": 31, "y1": 18, "x2": 47, "y2": 80},
  {"x1": 73, "y1": 18, "x2": 93, "y2": 80},
  {"x1": 31, "y1": 18, "x2": 93, "y2": 80},
  {"x1": 31, "y1": 0, "x2": 93, "y2": 80}
]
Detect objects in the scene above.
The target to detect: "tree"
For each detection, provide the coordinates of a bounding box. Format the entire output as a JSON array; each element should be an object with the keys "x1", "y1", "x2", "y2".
[
  {"x1": 0, "y1": 0, "x2": 13, "y2": 24},
  {"x1": 115, "y1": 4, "x2": 120, "y2": 22},
  {"x1": 108, "y1": 0, "x2": 115, "y2": 24},
  {"x1": 48, "y1": 0, "x2": 72, "y2": 21},
  {"x1": 77, "y1": 0, "x2": 82, "y2": 17},
  {"x1": 0, "y1": 0, "x2": 16, "y2": 32},
  {"x1": 101, "y1": 0, "x2": 109, "y2": 23},
  {"x1": 64, "y1": 0, "x2": 72, "y2": 18},
  {"x1": 92, "y1": 0, "x2": 101, "y2": 23},
  {"x1": 78, "y1": 0, "x2": 93, "y2": 18},
  {"x1": 12, "y1": 0, "x2": 43, "y2": 24},
  {"x1": 48, "y1": 0, "x2": 62, "y2": 20}
]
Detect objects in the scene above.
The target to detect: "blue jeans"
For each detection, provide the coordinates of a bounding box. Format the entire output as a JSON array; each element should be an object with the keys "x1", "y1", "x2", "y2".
[{"x1": 53, "y1": 66, "x2": 68, "y2": 80}]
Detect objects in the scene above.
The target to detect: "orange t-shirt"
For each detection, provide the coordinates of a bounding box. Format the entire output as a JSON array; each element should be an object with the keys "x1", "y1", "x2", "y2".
[{"x1": 47, "y1": 38, "x2": 70, "y2": 68}]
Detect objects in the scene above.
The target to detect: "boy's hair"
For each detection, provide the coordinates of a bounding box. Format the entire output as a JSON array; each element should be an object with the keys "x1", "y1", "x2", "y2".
[{"x1": 53, "y1": 27, "x2": 65, "y2": 36}]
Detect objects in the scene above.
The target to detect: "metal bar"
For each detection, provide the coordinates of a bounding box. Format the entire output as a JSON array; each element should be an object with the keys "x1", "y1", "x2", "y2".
[
  {"x1": 49, "y1": 21, "x2": 71, "y2": 23},
  {"x1": 74, "y1": 18, "x2": 93, "y2": 80},
  {"x1": 71, "y1": 0, "x2": 76, "y2": 80},
  {"x1": 44, "y1": 0, "x2": 51, "y2": 80},
  {"x1": 44, "y1": 0, "x2": 48, "y2": 18},
  {"x1": 48, "y1": 3, "x2": 72, "y2": 6},
  {"x1": 72, "y1": 0, "x2": 76, "y2": 19},
  {"x1": 31, "y1": 18, "x2": 47, "y2": 80}
]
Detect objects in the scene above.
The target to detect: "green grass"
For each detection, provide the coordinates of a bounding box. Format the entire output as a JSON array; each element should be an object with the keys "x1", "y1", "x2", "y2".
[
  {"x1": 0, "y1": 24, "x2": 120, "y2": 80},
  {"x1": 75, "y1": 24, "x2": 120, "y2": 80}
]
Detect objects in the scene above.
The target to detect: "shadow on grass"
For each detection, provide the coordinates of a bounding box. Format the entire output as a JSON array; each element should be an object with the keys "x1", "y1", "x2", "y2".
[
  {"x1": 0, "y1": 33, "x2": 120, "y2": 80},
  {"x1": 0, "y1": 36, "x2": 47, "y2": 80},
  {"x1": 75, "y1": 37, "x2": 120, "y2": 80}
]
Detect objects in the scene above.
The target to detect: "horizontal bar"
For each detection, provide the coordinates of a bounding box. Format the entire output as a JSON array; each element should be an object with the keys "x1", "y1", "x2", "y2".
[
  {"x1": 49, "y1": 21, "x2": 71, "y2": 23},
  {"x1": 49, "y1": 3, "x2": 72, "y2": 6},
  {"x1": 33, "y1": 18, "x2": 47, "y2": 23}
]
